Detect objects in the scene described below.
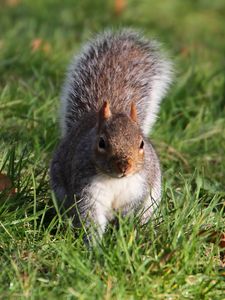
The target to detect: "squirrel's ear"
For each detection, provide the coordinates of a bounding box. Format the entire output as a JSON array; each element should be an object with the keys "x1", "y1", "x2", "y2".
[
  {"x1": 99, "y1": 101, "x2": 111, "y2": 120},
  {"x1": 130, "y1": 102, "x2": 137, "y2": 123},
  {"x1": 98, "y1": 101, "x2": 111, "y2": 131}
]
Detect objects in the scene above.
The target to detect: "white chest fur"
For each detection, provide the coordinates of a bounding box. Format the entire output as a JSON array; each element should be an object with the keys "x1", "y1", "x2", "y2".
[{"x1": 87, "y1": 173, "x2": 147, "y2": 219}]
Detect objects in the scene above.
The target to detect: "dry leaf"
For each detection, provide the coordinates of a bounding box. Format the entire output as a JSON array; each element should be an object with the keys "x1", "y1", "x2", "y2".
[
  {"x1": 31, "y1": 38, "x2": 51, "y2": 54},
  {"x1": 114, "y1": 0, "x2": 126, "y2": 16},
  {"x1": 219, "y1": 232, "x2": 225, "y2": 249},
  {"x1": 104, "y1": 277, "x2": 112, "y2": 300},
  {"x1": 180, "y1": 46, "x2": 190, "y2": 57},
  {"x1": 31, "y1": 38, "x2": 43, "y2": 52},
  {"x1": 219, "y1": 233, "x2": 225, "y2": 267},
  {"x1": 0, "y1": 173, "x2": 16, "y2": 195},
  {"x1": 6, "y1": 0, "x2": 21, "y2": 7},
  {"x1": 43, "y1": 42, "x2": 51, "y2": 54}
]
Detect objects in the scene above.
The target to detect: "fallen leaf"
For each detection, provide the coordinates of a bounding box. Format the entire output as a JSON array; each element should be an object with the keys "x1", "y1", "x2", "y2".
[
  {"x1": 6, "y1": 0, "x2": 21, "y2": 7},
  {"x1": 219, "y1": 233, "x2": 225, "y2": 267},
  {"x1": 43, "y1": 42, "x2": 51, "y2": 54},
  {"x1": 104, "y1": 277, "x2": 112, "y2": 300},
  {"x1": 31, "y1": 38, "x2": 52, "y2": 54},
  {"x1": 0, "y1": 173, "x2": 16, "y2": 195},
  {"x1": 180, "y1": 46, "x2": 190, "y2": 57},
  {"x1": 114, "y1": 0, "x2": 126, "y2": 16},
  {"x1": 31, "y1": 38, "x2": 43, "y2": 52},
  {"x1": 219, "y1": 232, "x2": 225, "y2": 249}
]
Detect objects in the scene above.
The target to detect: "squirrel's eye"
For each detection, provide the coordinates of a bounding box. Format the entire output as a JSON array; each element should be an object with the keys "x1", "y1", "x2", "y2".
[
  {"x1": 140, "y1": 140, "x2": 144, "y2": 149},
  {"x1": 98, "y1": 137, "x2": 106, "y2": 150}
]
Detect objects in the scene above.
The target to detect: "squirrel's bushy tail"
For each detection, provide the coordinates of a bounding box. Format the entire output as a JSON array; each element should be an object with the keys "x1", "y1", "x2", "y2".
[{"x1": 60, "y1": 29, "x2": 173, "y2": 137}]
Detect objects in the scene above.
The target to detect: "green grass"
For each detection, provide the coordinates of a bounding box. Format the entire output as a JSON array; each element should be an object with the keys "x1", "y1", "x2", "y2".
[{"x1": 0, "y1": 0, "x2": 225, "y2": 299}]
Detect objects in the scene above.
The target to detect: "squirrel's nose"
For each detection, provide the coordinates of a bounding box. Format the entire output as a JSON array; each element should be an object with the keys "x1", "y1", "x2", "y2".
[{"x1": 116, "y1": 160, "x2": 132, "y2": 175}]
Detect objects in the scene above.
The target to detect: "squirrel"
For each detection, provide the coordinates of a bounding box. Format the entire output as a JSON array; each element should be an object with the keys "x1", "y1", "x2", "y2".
[{"x1": 50, "y1": 29, "x2": 172, "y2": 243}]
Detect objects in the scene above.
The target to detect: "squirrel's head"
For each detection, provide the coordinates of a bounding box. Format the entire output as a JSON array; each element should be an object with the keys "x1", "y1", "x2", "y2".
[{"x1": 93, "y1": 101, "x2": 145, "y2": 178}]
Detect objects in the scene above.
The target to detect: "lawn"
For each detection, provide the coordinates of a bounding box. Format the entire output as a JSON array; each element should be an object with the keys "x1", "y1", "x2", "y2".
[{"x1": 0, "y1": 0, "x2": 225, "y2": 299}]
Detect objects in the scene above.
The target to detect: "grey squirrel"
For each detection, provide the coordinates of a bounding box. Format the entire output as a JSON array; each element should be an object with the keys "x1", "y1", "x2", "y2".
[{"x1": 50, "y1": 29, "x2": 172, "y2": 243}]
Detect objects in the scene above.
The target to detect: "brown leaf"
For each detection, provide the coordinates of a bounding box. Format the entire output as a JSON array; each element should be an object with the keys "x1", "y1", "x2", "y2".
[
  {"x1": 219, "y1": 232, "x2": 225, "y2": 249},
  {"x1": 180, "y1": 46, "x2": 190, "y2": 57},
  {"x1": 31, "y1": 38, "x2": 43, "y2": 52},
  {"x1": 6, "y1": 0, "x2": 21, "y2": 7},
  {"x1": 43, "y1": 42, "x2": 51, "y2": 54},
  {"x1": 31, "y1": 38, "x2": 52, "y2": 54},
  {"x1": 219, "y1": 233, "x2": 225, "y2": 267},
  {"x1": 114, "y1": 0, "x2": 126, "y2": 16},
  {"x1": 104, "y1": 277, "x2": 112, "y2": 300},
  {"x1": 0, "y1": 173, "x2": 16, "y2": 195}
]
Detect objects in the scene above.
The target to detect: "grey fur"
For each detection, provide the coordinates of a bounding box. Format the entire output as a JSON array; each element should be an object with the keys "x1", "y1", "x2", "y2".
[
  {"x1": 51, "y1": 29, "x2": 172, "y2": 243},
  {"x1": 61, "y1": 29, "x2": 172, "y2": 136}
]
